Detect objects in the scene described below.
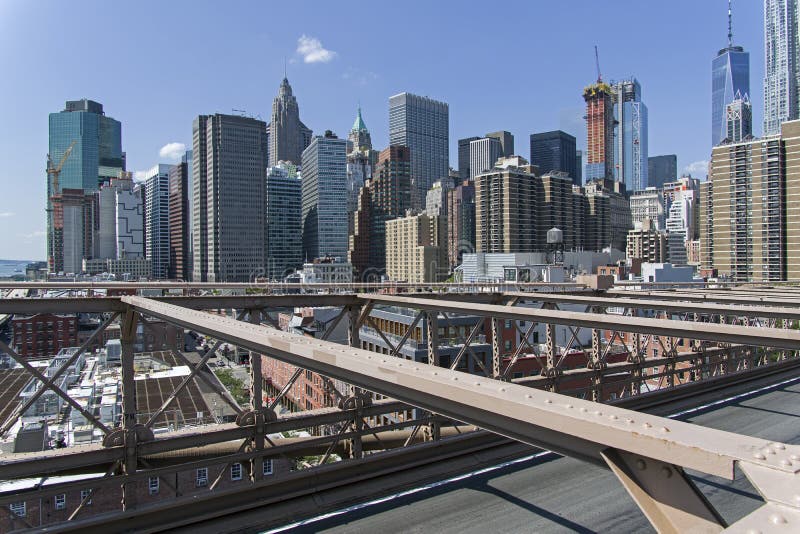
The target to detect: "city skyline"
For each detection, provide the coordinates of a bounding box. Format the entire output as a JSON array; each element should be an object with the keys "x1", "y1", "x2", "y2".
[{"x1": 0, "y1": 1, "x2": 769, "y2": 259}]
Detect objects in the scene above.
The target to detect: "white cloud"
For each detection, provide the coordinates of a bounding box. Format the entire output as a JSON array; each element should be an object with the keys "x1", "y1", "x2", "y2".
[
  {"x1": 297, "y1": 35, "x2": 337, "y2": 64},
  {"x1": 0, "y1": 212, "x2": 14, "y2": 218},
  {"x1": 159, "y1": 142, "x2": 186, "y2": 161},
  {"x1": 683, "y1": 160, "x2": 709, "y2": 176},
  {"x1": 133, "y1": 171, "x2": 148, "y2": 182}
]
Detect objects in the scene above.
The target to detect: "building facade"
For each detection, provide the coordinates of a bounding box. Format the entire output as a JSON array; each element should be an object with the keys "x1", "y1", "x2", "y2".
[
  {"x1": 630, "y1": 188, "x2": 665, "y2": 230},
  {"x1": 349, "y1": 146, "x2": 412, "y2": 277},
  {"x1": 647, "y1": 155, "x2": 677, "y2": 189},
  {"x1": 446, "y1": 180, "x2": 476, "y2": 270},
  {"x1": 529, "y1": 130, "x2": 578, "y2": 185},
  {"x1": 47, "y1": 99, "x2": 124, "y2": 273},
  {"x1": 12, "y1": 314, "x2": 78, "y2": 359},
  {"x1": 583, "y1": 81, "x2": 615, "y2": 181},
  {"x1": 458, "y1": 136, "x2": 480, "y2": 180},
  {"x1": 168, "y1": 159, "x2": 191, "y2": 281},
  {"x1": 485, "y1": 131, "x2": 514, "y2": 158},
  {"x1": 144, "y1": 165, "x2": 171, "y2": 279},
  {"x1": 626, "y1": 219, "x2": 668, "y2": 264},
  {"x1": 763, "y1": 0, "x2": 799, "y2": 136},
  {"x1": 469, "y1": 137, "x2": 503, "y2": 180},
  {"x1": 726, "y1": 96, "x2": 754, "y2": 142},
  {"x1": 265, "y1": 164, "x2": 303, "y2": 280},
  {"x1": 267, "y1": 77, "x2": 312, "y2": 166},
  {"x1": 385, "y1": 213, "x2": 447, "y2": 283},
  {"x1": 301, "y1": 131, "x2": 349, "y2": 261},
  {"x1": 613, "y1": 78, "x2": 649, "y2": 192},
  {"x1": 702, "y1": 120, "x2": 800, "y2": 281},
  {"x1": 389, "y1": 93, "x2": 449, "y2": 210},
  {"x1": 192, "y1": 114, "x2": 268, "y2": 282}
]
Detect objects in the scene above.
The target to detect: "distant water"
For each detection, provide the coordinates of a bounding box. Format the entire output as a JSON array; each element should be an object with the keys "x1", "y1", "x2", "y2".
[{"x1": 0, "y1": 260, "x2": 33, "y2": 278}]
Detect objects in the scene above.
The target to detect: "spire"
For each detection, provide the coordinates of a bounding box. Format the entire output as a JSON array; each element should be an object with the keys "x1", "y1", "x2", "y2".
[
  {"x1": 351, "y1": 106, "x2": 367, "y2": 132},
  {"x1": 727, "y1": 0, "x2": 733, "y2": 48}
]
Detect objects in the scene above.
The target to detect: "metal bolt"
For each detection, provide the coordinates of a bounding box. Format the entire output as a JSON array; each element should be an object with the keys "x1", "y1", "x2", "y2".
[
  {"x1": 609, "y1": 415, "x2": 617, "y2": 420},
  {"x1": 775, "y1": 443, "x2": 786, "y2": 450},
  {"x1": 452, "y1": 376, "x2": 458, "y2": 381},
  {"x1": 566, "y1": 404, "x2": 573, "y2": 409},
  {"x1": 662, "y1": 466, "x2": 673, "y2": 478},
  {"x1": 792, "y1": 454, "x2": 800, "y2": 461},
  {"x1": 780, "y1": 459, "x2": 793, "y2": 467},
  {"x1": 475, "y1": 382, "x2": 481, "y2": 386},
  {"x1": 769, "y1": 514, "x2": 787, "y2": 525},
  {"x1": 525, "y1": 394, "x2": 532, "y2": 399},
  {"x1": 580, "y1": 407, "x2": 588, "y2": 413},
  {"x1": 636, "y1": 459, "x2": 646, "y2": 470},
  {"x1": 643, "y1": 422, "x2": 652, "y2": 429},
  {"x1": 595, "y1": 411, "x2": 603, "y2": 416},
  {"x1": 753, "y1": 453, "x2": 767, "y2": 460},
  {"x1": 545, "y1": 399, "x2": 552, "y2": 404},
  {"x1": 660, "y1": 427, "x2": 670, "y2": 433}
]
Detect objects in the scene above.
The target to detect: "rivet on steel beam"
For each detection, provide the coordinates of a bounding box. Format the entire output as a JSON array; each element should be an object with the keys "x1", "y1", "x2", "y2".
[
  {"x1": 661, "y1": 466, "x2": 673, "y2": 478},
  {"x1": 643, "y1": 422, "x2": 652, "y2": 429},
  {"x1": 746, "y1": 529, "x2": 762, "y2": 534},
  {"x1": 580, "y1": 407, "x2": 588, "y2": 413},
  {"x1": 780, "y1": 459, "x2": 792, "y2": 467},
  {"x1": 545, "y1": 399, "x2": 552, "y2": 404},
  {"x1": 792, "y1": 454, "x2": 800, "y2": 461},
  {"x1": 452, "y1": 376, "x2": 458, "y2": 380},
  {"x1": 475, "y1": 382, "x2": 481, "y2": 387},
  {"x1": 566, "y1": 404, "x2": 573, "y2": 409},
  {"x1": 660, "y1": 427, "x2": 670, "y2": 433},
  {"x1": 626, "y1": 419, "x2": 634, "y2": 424},
  {"x1": 775, "y1": 443, "x2": 786, "y2": 450},
  {"x1": 636, "y1": 459, "x2": 646, "y2": 470},
  {"x1": 754, "y1": 453, "x2": 767, "y2": 460},
  {"x1": 500, "y1": 388, "x2": 506, "y2": 392},
  {"x1": 594, "y1": 411, "x2": 603, "y2": 416},
  {"x1": 609, "y1": 414, "x2": 617, "y2": 420},
  {"x1": 769, "y1": 514, "x2": 787, "y2": 525}
]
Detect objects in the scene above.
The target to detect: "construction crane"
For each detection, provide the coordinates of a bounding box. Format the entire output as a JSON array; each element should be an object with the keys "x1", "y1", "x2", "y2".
[
  {"x1": 47, "y1": 140, "x2": 76, "y2": 195},
  {"x1": 594, "y1": 45, "x2": 602, "y2": 83}
]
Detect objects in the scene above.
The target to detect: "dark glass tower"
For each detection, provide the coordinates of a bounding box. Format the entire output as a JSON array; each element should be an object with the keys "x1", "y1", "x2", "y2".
[
  {"x1": 711, "y1": 2, "x2": 750, "y2": 146},
  {"x1": 529, "y1": 130, "x2": 578, "y2": 184}
]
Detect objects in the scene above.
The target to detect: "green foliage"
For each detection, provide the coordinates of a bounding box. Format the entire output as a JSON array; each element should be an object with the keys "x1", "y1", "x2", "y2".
[{"x1": 214, "y1": 369, "x2": 249, "y2": 406}]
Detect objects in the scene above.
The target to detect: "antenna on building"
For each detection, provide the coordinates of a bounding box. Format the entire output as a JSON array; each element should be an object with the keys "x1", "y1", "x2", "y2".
[
  {"x1": 728, "y1": 0, "x2": 733, "y2": 48},
  {"x1": 284, "y1": 57, "x2": 287, "y2": 78},
  {"x1": 594, "y1": 45, "x2": 602, "y2": 83}
]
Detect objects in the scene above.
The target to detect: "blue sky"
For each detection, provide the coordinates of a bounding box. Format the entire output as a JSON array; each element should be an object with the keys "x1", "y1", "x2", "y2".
[{"x1": 0, "y1": 0, "x2": 765, "y2": 260}]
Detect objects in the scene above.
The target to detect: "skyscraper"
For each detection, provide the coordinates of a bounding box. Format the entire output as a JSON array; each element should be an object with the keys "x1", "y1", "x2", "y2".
[
  {"x1": 47, "y1": 99, "x2": 123, "y2": 272},
  {"x1": 168, "y1": 155, "x2": 192, "y2": 281},
  {"x1": 529, "y1": 130, "x2": 578, "y2": 184},
  {"x1": 763, "y1": 0, "x2": 799, "y2": 135},
  {"x1": 192, "y1": 114, "x2": 268, "y2": 282},
  {"x1": 647, "y1": 155, "x2": 677, "y2": 189},
  {"x1": 583, "y1": 81, "x2": 615, "y2": 181},
  {"x1": 458, "y1": 136, "x2": 480, "y2": 180},
  {"x1": 446, "y1": 180, "x2": 476, "y2": 269},
  {"x1": 486, "y1": 131, "x2": 515, "y2": 158},
  {"x1": 712, "y1": 2, "x2": 750, "y2": 145},
  {"x1": 347, "y1": 107, "x2": 372, "y2": 153},
  {"x1": 302, "y1": 131, "x2": 349, "y2": 261},
  {"x1": 389, "y1": 92, "x2": 449, "y2": 210},
  {"x1": 703, "y1": 120, "x2": 800, "y2": 281},
  {"x1": 469, "y1": 137, "x2": 503, "y2": 180},
  {"x1": 268, "y1": 77, "x2": 313, "y2": 166},
  {"x1": 144, "y1": 165, "x2": 171, "y2": 280},
  {"x1": 346, "y1": 108, "x2": 377, "y2": 234},
  {"x1": 612, "y1": 78, "x2": 649, "y2": 192},
  {"x1": 349, "y1": 145, "x2": 412, "y2": 277},
  {"x1": 726, "y1": 96, "x2": 753, "y2": 142},
  {"x1": 265, "y1": 163, "x2": 303, "y2": 280}
]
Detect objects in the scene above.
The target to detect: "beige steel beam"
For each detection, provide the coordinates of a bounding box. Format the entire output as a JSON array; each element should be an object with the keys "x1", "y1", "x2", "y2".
[
  {"x1": 358, "y1": 294, "x2": 800, "y2": 350},
  {"x1": 122, "y1": 296, "x2": 799, "y2": 480}
]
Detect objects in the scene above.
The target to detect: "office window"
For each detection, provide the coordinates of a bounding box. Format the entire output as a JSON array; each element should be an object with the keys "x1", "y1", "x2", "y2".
[
  {"x1": 149, "y1": 476, "x2": 159, "y2": 495},
  {"x1": 196, "y1": 467, "x2": 208, "y2": 487},
  {"x1": 54, "y1": 494, "x2": 66, "y2": 510},
  {"x1": 9, "y1": 502, "x2": 25, "y2": 517},
  {"x1": 263, "y1": 459, "x2": 274, "y2": 476},
  {"x1": 231, "y1": 462, "x2": 243, "y2": 481},
  {"x1": 80, "y1": 489, "x2": 92, "y2": 505}
]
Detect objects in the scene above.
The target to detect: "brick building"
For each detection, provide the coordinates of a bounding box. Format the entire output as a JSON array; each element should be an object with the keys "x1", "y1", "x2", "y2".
[{"x1": 11, "y1": 314, "x2": 78, "y2": 358}]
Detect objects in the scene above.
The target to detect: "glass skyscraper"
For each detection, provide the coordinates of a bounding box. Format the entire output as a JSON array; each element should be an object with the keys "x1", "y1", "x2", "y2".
[
  {"x1": 529, "y1": 130, "x2": 578, "y2": 185},
  {"x1": 389, "y1": 92, "x2": 449, "y2": 210},
  {"x1": 712, "y1": 46, "x2": 750, "y2": 145},
  {"x1": 47, "y1": 99, "x2": 123, "y2": 272},
  {"x1": 763, "y1": 0, "x2": 799, "y2": 136},
  {"x1": 301, "y1": 131, "x2": 349, "y2": 261},
  {"x1": 613, "y1": 79, "x2": 649, "y2": 192}
]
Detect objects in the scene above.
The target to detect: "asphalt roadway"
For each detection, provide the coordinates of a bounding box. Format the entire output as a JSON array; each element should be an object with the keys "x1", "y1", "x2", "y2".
[{"x1": 274, "y1": 376, "x2": 800, "y2": 534}]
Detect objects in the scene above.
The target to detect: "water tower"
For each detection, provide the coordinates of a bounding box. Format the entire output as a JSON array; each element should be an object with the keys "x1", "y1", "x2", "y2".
[{"x1": 546, "y1": 227, "x2": 564, "y2": 265}]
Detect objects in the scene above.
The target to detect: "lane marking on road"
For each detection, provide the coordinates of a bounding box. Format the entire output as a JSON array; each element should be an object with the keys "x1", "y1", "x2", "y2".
[{"x1": 265, "y1": 374, "x2": 800, "y2": 533}]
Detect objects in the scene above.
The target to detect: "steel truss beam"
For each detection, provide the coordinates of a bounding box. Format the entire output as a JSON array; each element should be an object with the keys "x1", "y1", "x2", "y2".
[{"x1": 119, "y1": 296, "x2": 800, "y2": 532}]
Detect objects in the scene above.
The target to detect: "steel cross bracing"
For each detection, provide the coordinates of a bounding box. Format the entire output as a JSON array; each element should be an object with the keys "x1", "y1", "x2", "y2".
[
  {"x1": 0, "y1": 288, "x2": 799, "y2": 531},
  {"x1": 111, "y1": 295, "x2": 799, "y2": 532}
]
